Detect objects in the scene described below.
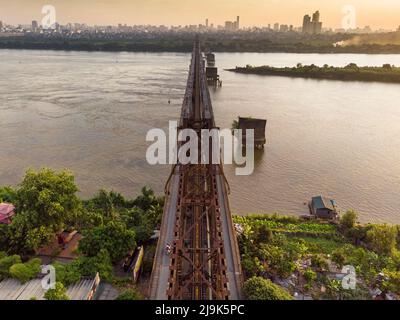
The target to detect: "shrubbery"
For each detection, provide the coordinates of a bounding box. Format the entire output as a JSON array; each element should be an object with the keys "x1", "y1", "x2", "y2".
[{"x1": 244, "y1": 277, "x2": 293, "y2": 300}]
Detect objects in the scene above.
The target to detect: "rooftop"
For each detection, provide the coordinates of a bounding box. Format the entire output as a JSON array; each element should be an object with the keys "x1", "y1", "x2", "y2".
[
  {"x1": 0, "y1": 275, "x2": 99, "y2": 300},
  {"x1": 0, "y1": 203, "x2": 15, "y2": 224},
  {"x1": 312, "y1": 196, "x2": 336, "y2": 211}
]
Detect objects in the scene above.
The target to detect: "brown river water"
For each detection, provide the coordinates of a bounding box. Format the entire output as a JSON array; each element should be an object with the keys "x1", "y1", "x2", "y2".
[{"x1": 0, "y1": 50, "x2": 399, "y2": 223}]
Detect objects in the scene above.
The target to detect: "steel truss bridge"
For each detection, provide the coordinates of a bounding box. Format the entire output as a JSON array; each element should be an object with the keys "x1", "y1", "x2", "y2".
[{"x1": 149, "y1": 38, "x2": 243, "y2": 300}]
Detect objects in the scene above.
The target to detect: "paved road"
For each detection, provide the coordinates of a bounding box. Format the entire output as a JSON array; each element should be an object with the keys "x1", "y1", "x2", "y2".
[
  {"x1": 149, "y1": 170, "x2": 179, "y2": 300},
  {"x1": 216, "y1": 172, "x2": 243, "y2": 300}
]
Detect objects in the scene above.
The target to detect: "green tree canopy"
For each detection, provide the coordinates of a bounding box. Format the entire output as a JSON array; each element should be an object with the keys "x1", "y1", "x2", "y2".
[
  {"x1": 0, "y1": 186, "x2": 17, "y2": 203},
  {"x1": 340, "y1": 210, "x2": 358, "y2": 229},
  {"x1": 366, "y1": 224, "x2": 397, "y2": 255},
  {"x1": 0, "y1": 254, "x2": 21, "y2": 280},
  {"x1": 44, "y1": 282, "x2": 70, "y2": 300},
  {"x1": 115, "y1": 288, "x2": 142, "y2": 300},
  {"x1": 16, "y1": 168, "x2": 80, "y2": 228},
  {"x1": 79, "y1": 221, "x2": 136, "y2": 263},
  {"x1": 9, "y1": 258, "x2": 41, "y2": 283},
  {"x1": 244, "y1": 276, "x2": 293, "y2": 300},
  {"x1": 8, "y1": 168, "x2": 81, "y2": 253}
]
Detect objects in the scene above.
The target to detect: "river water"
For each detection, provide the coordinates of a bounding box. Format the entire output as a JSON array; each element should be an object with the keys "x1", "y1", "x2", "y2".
[{"x1": 0, "y1": 50, "x2": 399, "y2": 223}]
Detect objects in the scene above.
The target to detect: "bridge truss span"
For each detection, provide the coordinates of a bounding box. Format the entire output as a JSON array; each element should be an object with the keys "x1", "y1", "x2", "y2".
[{"x1": 150, "y1": 37, "x2": 243, "y2": 300}]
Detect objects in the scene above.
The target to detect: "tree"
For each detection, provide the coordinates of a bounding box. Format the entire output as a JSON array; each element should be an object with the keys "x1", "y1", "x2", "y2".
[
  {"x1": 244, "y1": 277, "x2": 293, "y2": 300},
  {"x1": 44, "y1": 282, "x2": 70, "y2": 300},
  {"x1": 0, "y1": 224, "x2": 9, "y2": 252},
  {"x1": 132, "y1": 187, "x2": 160, "y2": 212},
  {"x1": 75, "y1": 249, "x2": 113, "y2": 281},
  {"x1": 79, "y1": 221, "x2": 136, "y2": 263},
  {"x1": 0, "y1": 186, "x2": 16, "y2": 203},
  {"x1": 89, "y1": 189, "x2": 119, "y2": 220},
  {"x1": 52, "y1": 261, "x2": 82, "y2": 287},
  {"x1": 366, "y1": 224, "x2": 397, "y2": 255},
  {"x1": 115, "y1": 288, "x2": 142, "y2": 300},
  {"x1": 16, "y1": 168, "x2": 80, "y2": 228},
  {"x1": 9, "y1": 168, "x2": 81, "y2": 253},
  {"x1": 340, "y1": 210, "x2": 358, "y2": 229}
]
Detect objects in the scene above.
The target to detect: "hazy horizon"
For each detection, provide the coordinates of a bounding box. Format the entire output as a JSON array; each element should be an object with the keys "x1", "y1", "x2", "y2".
[{"x1": 0, "y1": 0, "x2": 399, "y2": 30}]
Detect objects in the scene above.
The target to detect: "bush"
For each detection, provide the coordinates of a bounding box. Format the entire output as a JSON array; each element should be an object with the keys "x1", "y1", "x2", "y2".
[
  {"x1": 340, "y1": 210, "x2": 358, "y2": 229},
  {"x1": 52, "y1": 262, "x2": 82, "y2": 287},
  {"x1": 303, "y1": 269, "x2": 317, "y2": 284},
  {"x1": 44, "y1": 282, "x2": 70, "y2": 300},
  {"x1": 311, "y1": 254, "x2": 329, "y2": 271},
  {"x1": 366, "y1": 224, "x2": 397, "y2": 255},
  {"x1": 244, "y1": 277, "x2": 293, "y2": 300},
  {"x1": 0, "y1": 254, "x2": 21, "y2": 280},
  {"x1": 115, "y1": 288, "x2": 142, "y2": 300},
  {"x1": 332, "y1": 249, "x2": 346, "y2": 268},
  {"x1": 9, "y1": 258, "x2": 41, "y2": 283}
]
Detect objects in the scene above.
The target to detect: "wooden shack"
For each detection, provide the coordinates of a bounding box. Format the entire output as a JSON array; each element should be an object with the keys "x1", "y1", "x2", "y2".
[
  {"x1": 309, "y1": 196, "x2": 338, "y2": 220},
  {"x1": 238, "y1": 117, "x2": 267, "y2": 149}
]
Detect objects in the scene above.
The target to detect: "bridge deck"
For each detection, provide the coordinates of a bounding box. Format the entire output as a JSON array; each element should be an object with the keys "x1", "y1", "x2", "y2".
[{"x1": 149, "y1": 38, "x2": 243, "y2": 300}]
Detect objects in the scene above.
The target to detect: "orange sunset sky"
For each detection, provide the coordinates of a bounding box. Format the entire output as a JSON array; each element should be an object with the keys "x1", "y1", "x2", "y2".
[{"x1": 0, "y1": 0, "x2": 399, "y2": 29}]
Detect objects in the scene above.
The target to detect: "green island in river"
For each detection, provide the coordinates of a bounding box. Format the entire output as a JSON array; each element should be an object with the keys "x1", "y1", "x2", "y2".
[{"x1": 228, "y1": 63, "x2": 400, "y2": 84}]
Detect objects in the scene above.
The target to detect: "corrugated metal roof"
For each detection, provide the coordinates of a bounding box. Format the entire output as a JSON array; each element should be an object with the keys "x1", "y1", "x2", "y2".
[
  {"x1": 66, "y1": 278, "x2": 95, "y2": 300},
  {"x1": 312, "y1": 196, "x2": 335, "y2": 211},
  {"x1": 0, "y1": 279, "x2": 45, "y2": 300},
  {"x1": 0, "y1": 277, "x2": 97, "y2": 300}
]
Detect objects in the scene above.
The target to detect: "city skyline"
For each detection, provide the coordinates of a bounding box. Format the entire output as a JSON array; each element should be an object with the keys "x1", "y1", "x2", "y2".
[{"x1": 0, "y1": 0, "x2": 399, "y2": 30}]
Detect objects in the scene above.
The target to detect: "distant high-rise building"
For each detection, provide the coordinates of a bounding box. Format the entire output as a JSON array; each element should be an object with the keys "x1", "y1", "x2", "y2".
[
  {"x1": 302, "y1": 11, "x2": 322, "y2": 34},
  {"x1": 225, "y1": 16, "x2": 240, "y2": 31},
  {"x1": 302, "y1": 15, "x2": 312, "y2": 33},
  {"x1": 312, "y1": 11, "x2": 320, "y2": 23},
  {"x1": 205, "y1": 18, "x2": 209, "y2": 28},
  {"x1": 32, "y1": 20, "x2": 38, "y2": 31},
  {"x1": 273, "y1": 23, "x2": 279, "y2": 31},
  {"x1": 225, "y1": 21, "x2": 233, "y2": 30},
  {"x1": 0, "y1": 21, "x2": 3, "y2": 30},
  {"x1": 280, "y1": 24, "x2": 289, "y2": 32}
]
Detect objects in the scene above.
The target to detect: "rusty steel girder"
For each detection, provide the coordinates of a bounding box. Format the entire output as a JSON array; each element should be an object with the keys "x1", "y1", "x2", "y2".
[{"x1": 166, "y1": 38, "x2": 230, "y2": 300}]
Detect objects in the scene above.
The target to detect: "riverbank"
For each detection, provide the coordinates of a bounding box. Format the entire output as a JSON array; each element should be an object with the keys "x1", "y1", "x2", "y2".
[
  {"x1": 227, "y1": 64, "x2": 400, "y2": 83},
  {"x1": 2, "y1": 36, "x2": 400, "y2": 54},
  {"x1": 236, "y1": 213, "x2": 400, "y2": 300}
]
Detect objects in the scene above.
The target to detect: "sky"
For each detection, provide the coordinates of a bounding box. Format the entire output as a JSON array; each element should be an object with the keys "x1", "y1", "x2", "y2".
[{"x1": 0, "y1": 0, "x2": 399, "y2": 30}]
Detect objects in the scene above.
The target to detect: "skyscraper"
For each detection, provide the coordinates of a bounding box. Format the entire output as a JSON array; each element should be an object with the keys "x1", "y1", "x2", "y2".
[
  {"x1": 302, "y1": 15, "x2": 311, "y2": 33},
  {"x1": 32, "y1": 20, "x2": 38, "y2": 32},
  {"x1": 311, "y1": 11, "x2": 322, "y2": 34},
  {"x1": 0, "y1": 21, "x2": 3, "y2": 30},
  {"x1": 236, "y1": 16, "x2": 240, "y2": 30},
  {"x1": 302, "y1": 11, "x2": 322, "y2": 34}
]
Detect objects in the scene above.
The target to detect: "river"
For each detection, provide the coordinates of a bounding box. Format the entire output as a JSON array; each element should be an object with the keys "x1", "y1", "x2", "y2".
[{"x1": 0, "y1": 50, "x2": 399, "y2": 223}]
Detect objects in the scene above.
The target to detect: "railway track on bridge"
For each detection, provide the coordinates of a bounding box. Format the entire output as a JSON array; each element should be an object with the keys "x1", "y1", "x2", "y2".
[{"x1": 149, "y1": 37, "x2": 243, "y2": 300}]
